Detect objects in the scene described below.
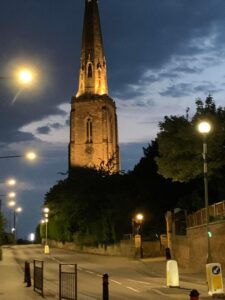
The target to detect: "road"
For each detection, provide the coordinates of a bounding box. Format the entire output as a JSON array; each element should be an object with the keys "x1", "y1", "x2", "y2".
[{"x1": 9, "y1": 244, "x2": 213, "y2": 299}]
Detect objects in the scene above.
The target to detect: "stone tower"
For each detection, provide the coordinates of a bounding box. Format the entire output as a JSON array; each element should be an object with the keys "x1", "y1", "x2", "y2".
[{"x1": 69, "y1": 0, "x2": 120, "y2": 172}]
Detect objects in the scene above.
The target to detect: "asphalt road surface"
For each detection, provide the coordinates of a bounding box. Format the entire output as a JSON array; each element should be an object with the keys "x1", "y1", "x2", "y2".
[{"x1": 9, "y1": 244, "x2": 213, "y2": 299}]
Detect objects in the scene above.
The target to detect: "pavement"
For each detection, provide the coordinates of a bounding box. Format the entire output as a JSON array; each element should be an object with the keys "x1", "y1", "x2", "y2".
[{"x1": 0, "y1": 246, "x2": 42, "y2": 300}]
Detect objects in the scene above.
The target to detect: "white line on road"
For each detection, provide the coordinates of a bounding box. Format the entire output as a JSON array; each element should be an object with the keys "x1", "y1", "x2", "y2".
[
  {"x1": 110, "y1": 279, "x2": 122, "y2": 285},
  {"x1": 97, "y1": 274, "x2": 102, "y2": 277},
  {"x1": 128, "y1": 279, "x2": 151, "y2": 285},
  {"x1": 126, "y1": 286, "x2": 140, "y2": 293},
  {"x1": 86, "y1": 270, "x2": 94, "y2": 274}
]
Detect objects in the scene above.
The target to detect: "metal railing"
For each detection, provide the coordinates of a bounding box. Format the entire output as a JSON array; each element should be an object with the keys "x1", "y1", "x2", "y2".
[
  {"x1": 33, "y1": 260, "x2": 44, "y2": 297},
  {"x1": 187, "y1": 200, "x2": 225, "y2": 228},
  {"x1": 59, "y1": 264, "x2": 77, "y2": 300}
]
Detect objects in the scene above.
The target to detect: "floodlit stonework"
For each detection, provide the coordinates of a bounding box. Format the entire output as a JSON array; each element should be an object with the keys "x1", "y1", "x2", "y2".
[{"x1": 69, "y1": 0, "x2": 120, "y2": 172}]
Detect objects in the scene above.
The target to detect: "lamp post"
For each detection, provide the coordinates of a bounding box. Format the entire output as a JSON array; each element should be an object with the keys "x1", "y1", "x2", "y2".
[
  {"x1": 133, "y1": 213, "x2": 144, "y2": 258},
  {"x1": 197, "y1": 121, "x2": 212, "y2": 264},
  {"x1": 42, "y1": 207, "x2": 50, "y2": 254},
  {"x1": 13, "y1": 207, "x2": 22, "y2": 240},
  {"x1": 8, "y1": 200, "x2": 16, "y2": 241}
]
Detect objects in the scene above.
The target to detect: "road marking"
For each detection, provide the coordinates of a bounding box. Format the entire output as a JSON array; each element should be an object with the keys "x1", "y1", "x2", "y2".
[
  {"x1": 128, "y1": 279, "x2": 151, "y2": 285},
  {"x1": 126, "y1": 286, "x2": 140, "y2": 293},
  {"x1": 77, "y1": 267, "x2": 82, "y2": 270},
  {"x1": 97, "y1": 274, "x2": 102, "y2": 277},
  {"x1": 51, "y1": 257, "x2": 61, "y2": 263},
  {"x1": 86, "y1": 270, "x2": 94, "y2": 274},
  {"x1": 110, "y1": 279, "x2": 122, "y2": 285}
]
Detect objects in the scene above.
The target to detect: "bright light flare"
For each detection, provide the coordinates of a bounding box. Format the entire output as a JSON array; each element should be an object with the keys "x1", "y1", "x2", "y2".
[
  {"x1": 18, "y1": 69, "x2": 33, "y2": 85},
  {"x1": 43, "y1": 207, "x2": 49, "y2": 213},
  {"x1": 8, "y1": 192, "x2": 16, "y2": 198},
  {"x1": 28, "y1": 233, "x2": 35, "y2": 242},
  {"x1": 8, "y1": 200, "x2": 16, "y2": 207},
  {"x1": 25, "y1": 151, "x2": 36, "y2": 161},
  {"x1": 15, "y1": 207, "x2": 22, "y2": 213},
  {"x1": 198, "y1": 121, "x2": 211, "y2": 134},
  {"x1": 6, "y1": 178, "x2": 16, "y2": 186},
  {"x1": 136, "y1": 213, "x2": 144, "y2": 222}
]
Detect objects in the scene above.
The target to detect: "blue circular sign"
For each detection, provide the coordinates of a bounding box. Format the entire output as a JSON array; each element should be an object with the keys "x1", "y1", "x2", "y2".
[{"x1": 212, "y1": 266, "x2": 220, "y2": 275}]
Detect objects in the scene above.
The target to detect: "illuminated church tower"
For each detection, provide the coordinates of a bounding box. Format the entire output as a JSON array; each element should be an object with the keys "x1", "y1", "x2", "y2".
[{"x1": 69, "y1": 0, "x2": 120, "y2": 172}]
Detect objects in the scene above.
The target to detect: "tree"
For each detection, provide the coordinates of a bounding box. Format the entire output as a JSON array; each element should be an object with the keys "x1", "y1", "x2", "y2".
[
  {"x1": 156, "y1": 96, "x2": 225, "y2": 183},
  {"x1": 44, "y1": 167, "x2": 132, "y2": 246}
]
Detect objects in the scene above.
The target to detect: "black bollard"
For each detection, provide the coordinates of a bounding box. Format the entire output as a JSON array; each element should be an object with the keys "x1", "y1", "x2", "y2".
[
  {"x1": 24, "y1": 261, "x2": 32, "y2": 287},
  {"x1": 165, "y1": 247, "x2": 171, "y2": 260},
  {"x1": 103, "y1": 273, "x2": 109, "y2": 300}
]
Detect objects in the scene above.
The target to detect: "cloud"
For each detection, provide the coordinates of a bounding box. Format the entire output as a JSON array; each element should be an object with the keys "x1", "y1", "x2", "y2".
[
  {"x1": 51, "y1": 122, "x2": 63, "y2": 129},
  {"x1": 36, "y1": 126, "x2": 51, "y2": 135}
]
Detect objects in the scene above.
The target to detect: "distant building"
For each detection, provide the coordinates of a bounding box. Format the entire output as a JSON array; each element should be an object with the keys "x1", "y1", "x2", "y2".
[{"x1": 69, "y1": 0, "x2": 120, "y2": 173}]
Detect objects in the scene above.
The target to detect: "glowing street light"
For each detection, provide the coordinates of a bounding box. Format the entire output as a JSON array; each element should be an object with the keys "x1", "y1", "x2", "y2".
[
  {"x1": 8, "y1": 200, "x2": 16, "y2": 207},
  {"x1": 6, "y1": 178, "x2": 16, "y2": 186},
  {"x1": 0, "y1": 150, "x2": 37, "y2": 160},
  {"x1": 136, "y1": 213, "x2": 144, "y2": 222},
  {"x1": 133, "y1": 213, "x2": 144, "y2": 258},
  {"x1": 8, "y1": 192, "x2": 16, "y2": 199},
  {"x1": 197, "y1": 120, "x2": 212, "y2": 263},
  {"x1": 42, "y1": 207, "x2": 50, "y2": 254},
  {"x1": 18, "y1": 69, "x2": 33, "y2": 85},
  {"x1": 198, "y1": 121, "x2": 211, "y2": 134},
  {"x1": 43, "y1": 207, "x2": 49, "y2": 213},
  {"x1": 15, "y1": 207, "x2": 22, "y2": 213},
  {"x1": 24, "y1": 151, "x2": 37, "y2": 161}
]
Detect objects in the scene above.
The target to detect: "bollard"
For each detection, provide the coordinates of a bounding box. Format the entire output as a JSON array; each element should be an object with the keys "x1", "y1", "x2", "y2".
[
  {"x1": 24, "y1": 261, "x2": 32, "y2": 287},
  {"x1": 103, "y1": 273, "x2": 109, "y2": 300},
  {"x1": 165, "y1": 247, "x2": 171, "y2": 260},
  {"x1": 189, "y1": 289, "x2": 199, "y2": 300}
]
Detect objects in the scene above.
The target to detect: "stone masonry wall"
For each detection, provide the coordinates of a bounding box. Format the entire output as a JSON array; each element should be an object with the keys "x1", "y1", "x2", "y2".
[
  {"x1": 172, "y1": 220, "x2": 225, "y2": 272},
  {"x1": 48, "y1": 239, "x2": 164, "y2": 258}
]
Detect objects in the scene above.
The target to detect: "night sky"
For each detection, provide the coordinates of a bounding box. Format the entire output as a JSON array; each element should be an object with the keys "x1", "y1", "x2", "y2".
[{"x1": 1, "y1": 0, "x2": 225, "y2": 239}]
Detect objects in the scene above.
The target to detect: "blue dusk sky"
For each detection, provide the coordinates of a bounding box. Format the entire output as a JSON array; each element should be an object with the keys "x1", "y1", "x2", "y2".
[{"x1": 0, "y1": 0, "x2": 225, "y2": 238}]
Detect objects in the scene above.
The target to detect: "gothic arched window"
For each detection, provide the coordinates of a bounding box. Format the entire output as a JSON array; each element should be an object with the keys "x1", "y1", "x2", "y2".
[
  {"x1": 86, "y1": 118, "x2": 93, "y2": 143},
  {"x1": 87, "y1": 64, "x2": 92, "y2": 78}
]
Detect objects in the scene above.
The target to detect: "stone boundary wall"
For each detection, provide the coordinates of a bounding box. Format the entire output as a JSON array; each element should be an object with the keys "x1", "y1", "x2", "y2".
[
  {"x1": 48, "y1": 239, "x2": 164, "y2": 258},
  {"x1": 172, "y1": 220, "x2": 225, "y2": 272}
]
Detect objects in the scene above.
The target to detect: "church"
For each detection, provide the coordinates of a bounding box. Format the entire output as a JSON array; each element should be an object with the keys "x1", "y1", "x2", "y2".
[{"x1": 69, "y1": 0, "x2": 120, "y2": 173}]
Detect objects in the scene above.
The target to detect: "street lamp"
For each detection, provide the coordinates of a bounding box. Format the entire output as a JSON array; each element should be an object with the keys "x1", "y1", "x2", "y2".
[
  {"x1": 5, "y1": 178, "x2": 16, "y2": 186},
  {"x1": 0, "y1": 151, "x2": 37, "y2": 160},
  {"x1": 133, "y1": 213, "x2": 144, "y2": 258},
  {"x1": 18, "y1": 69, "x2": 33, "y2": 85},
  {"x1": 8, "y1": 192, "x2": 16, "y2": 199},
  {"x1": 197, "y1": 120, "x2": 212, "y2": 263},
  {"x1": 0, "y1": 68, "x2": 34, "y2": 86},
  {"x1": 12, "y1": 207, "x2": 22, "y2": 240},
  {"x1": 42, "y1": 207, "x2": 50, "y2": 254}
]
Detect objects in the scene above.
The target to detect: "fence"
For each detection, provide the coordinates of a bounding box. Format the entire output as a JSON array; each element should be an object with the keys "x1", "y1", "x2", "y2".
[
  {"x1": 187, "y1": 200, "x2": 225, "y2": 228},
  {"x1": 33, "y1": 260, "x2": 44, "y2": 297},
  {"x1": 59, "y1": 264, "x2": 77, "y2": 300}
]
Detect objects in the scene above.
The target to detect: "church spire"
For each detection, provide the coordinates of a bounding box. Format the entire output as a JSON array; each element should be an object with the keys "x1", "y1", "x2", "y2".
[{"x1": 76, "y1": 0, "x2": 108, "y2": 97}]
